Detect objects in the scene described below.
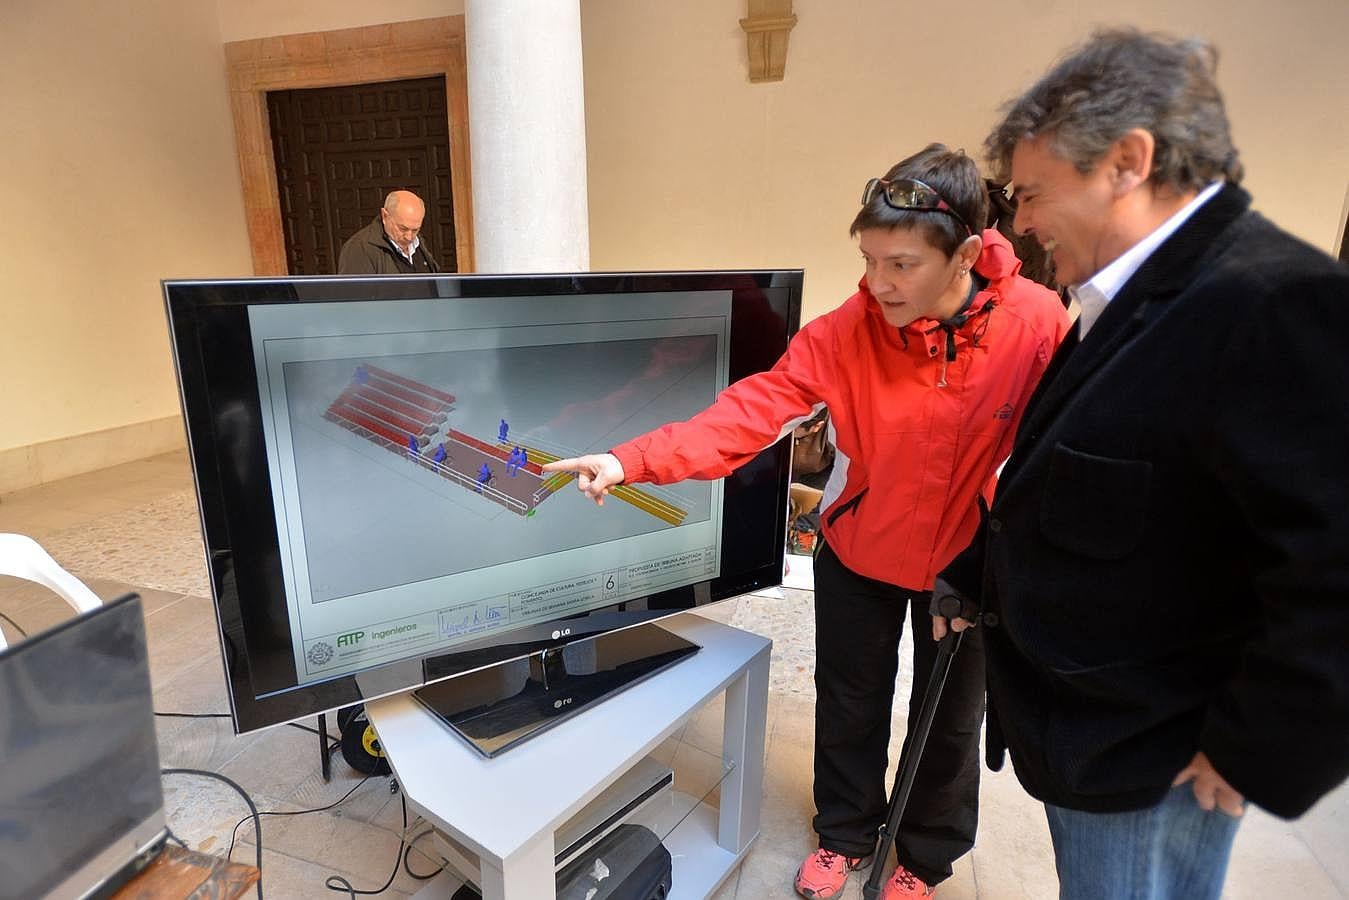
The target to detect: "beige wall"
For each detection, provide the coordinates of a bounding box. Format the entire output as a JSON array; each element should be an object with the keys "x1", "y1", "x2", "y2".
[
  {"x1": 581, "y1": 0, "x2": 1349, "y2": 322},
  {"x1": 4, "y1": 1, "x2": 1346, "y2": 481},
  {"x1": 218, "y1": 0, "x2": 465, "y2": 43},
  {"x1": 0, "y1": 0, "x2": 251, "y2": 462}
]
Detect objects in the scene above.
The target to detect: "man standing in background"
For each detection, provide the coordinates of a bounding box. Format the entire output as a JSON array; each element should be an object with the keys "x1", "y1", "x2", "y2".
[{"x1": 338, "y1": 189, "x2": 439, "y2": 274}]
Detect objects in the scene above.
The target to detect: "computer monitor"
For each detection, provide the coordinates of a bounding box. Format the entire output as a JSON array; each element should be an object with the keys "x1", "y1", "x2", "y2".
[
  {"x1": 165, "y1": 271, "x2": 801, "y2": 735},
  {"x1": 0, "y1": 593, "x2": 166, "y2": 899}
]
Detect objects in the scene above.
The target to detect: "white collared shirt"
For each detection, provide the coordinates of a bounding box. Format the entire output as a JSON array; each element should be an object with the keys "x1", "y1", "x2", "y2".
[
  {"x1": 1070, "y1": 181, "x2": 1224, "y2": 338},
  {"x1": 395, "y1": 235, "x2": 421, "y2": 263}
]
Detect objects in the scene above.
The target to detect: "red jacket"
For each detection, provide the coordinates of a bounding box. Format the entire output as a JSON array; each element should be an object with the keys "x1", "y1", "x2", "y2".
[{"x1": 613, "y1": 230, "x2": 1069, "y2": 589}]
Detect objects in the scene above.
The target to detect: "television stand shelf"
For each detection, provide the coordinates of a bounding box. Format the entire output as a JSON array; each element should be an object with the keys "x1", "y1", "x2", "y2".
[{"x1": 365, "y1": 612, "x2": 771, "y2": 900}]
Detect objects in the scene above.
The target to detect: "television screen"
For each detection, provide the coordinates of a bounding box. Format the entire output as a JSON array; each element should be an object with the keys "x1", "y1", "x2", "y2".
[{"x1": 165, "y1": 271, "x2": 801, "y2": 732}]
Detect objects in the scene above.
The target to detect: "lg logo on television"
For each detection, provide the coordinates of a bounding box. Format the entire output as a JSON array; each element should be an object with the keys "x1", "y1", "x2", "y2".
[
  {"x1": 554, "y1": 697, "x2": 573, "y2": 709},
  {"x1": 551, "y1": 628, "x2": 572, "y2": 640}
]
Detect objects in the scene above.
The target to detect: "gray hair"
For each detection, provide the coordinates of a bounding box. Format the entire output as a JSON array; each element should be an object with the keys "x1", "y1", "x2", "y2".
[{"x1": 984, "y1": 28, "x2": 1243, "y2": 191}]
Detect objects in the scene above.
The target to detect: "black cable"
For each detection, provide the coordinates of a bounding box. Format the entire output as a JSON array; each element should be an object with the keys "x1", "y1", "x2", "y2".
[
  {"x1": 162, "y1": 767, "x2": 262, "y2": 900},
  {"x1": 153, "y1": 711, "x2": 339, "y2": 744},
  {"x1": 324, "y1": 794, "x2": 410, "y2": 897},
  {"x1": 0, "y1": 611, "x2": 29, "y2": 639},
  {"x1": 205, "y1": 770, "x2": 428, "y2": 897},
  {"x1": 164, "y1": 826, "x2": 189, "y2": 850},
  {"x1": 402, "y1": 825, "x2": 445, "y2": 881},
  {"x1": 225, "y1": 774, "x2": 374, "y2": 862},
  {"x1": 154, "y1": 711, "x2": 231, "y2": 718}
]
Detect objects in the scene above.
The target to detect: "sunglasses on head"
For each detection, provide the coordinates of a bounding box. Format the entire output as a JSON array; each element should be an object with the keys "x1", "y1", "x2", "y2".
[{"x1": 861, "y1": 177, "x2": 972, "y2": 237}]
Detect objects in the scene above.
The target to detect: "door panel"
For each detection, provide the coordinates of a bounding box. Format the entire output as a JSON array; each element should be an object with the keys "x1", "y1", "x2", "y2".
[{"x1": 268, "y1": 77, "x2": 457, "y2": 274}]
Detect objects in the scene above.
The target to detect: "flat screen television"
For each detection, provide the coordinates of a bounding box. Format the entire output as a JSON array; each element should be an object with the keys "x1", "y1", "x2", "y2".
[{"x1": 165, "y1": 271, "x2": 802, "y2": 738}]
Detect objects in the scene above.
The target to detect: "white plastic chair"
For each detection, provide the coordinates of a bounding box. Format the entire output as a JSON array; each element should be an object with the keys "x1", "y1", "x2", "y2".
[{"x1": 0, "y1": 533, "x2": 102, "y2": 650}]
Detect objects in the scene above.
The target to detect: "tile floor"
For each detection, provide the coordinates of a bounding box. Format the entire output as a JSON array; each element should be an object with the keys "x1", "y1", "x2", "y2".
[{"x1": 0, "y1": 451, "x2": 1344, "y2": 899}]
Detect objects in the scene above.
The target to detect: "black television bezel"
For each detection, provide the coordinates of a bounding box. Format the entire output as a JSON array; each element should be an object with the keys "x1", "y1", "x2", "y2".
[{"x1": 164, "y1": 270, "x2": 802, "y2": 733}]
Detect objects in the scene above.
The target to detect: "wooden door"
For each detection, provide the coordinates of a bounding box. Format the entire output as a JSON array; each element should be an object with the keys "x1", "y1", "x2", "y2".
[{"x1": 268, "y1": 77, "x2": 457, "y2": 275}]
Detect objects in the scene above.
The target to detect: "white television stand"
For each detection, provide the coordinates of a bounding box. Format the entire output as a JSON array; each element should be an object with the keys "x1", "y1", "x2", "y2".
[{"x1": 365, "y1": 613, "x2": 772, "y2": 900}]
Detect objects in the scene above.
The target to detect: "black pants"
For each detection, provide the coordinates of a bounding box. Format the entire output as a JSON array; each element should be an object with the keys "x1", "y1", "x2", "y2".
[{"x1": 812, "y1": 542, "x2": 985, "y2": 886}]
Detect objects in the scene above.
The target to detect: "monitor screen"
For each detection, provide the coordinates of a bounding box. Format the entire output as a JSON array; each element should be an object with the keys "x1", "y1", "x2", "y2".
[
  {"x1": 0, "y1": 593, "x2": 165, "y2": 899},
  {"x1": 165, "y1": 271, "x2": 801, "y2": 732}
]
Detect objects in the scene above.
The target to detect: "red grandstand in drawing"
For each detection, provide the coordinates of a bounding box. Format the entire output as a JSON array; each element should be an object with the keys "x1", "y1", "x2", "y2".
[{"x1": 322, "y1": 363, "x2": 688, "y2": 525}]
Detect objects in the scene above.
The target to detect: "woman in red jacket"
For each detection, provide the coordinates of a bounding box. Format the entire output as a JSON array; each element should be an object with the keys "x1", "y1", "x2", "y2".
[{"x1": 545, "y1": 144, "x2": 1068, "y2": 899}]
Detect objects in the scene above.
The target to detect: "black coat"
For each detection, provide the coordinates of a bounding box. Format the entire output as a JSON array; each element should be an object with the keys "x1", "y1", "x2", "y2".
[
  {"x1": 337, "y1": 215, "x2": 440, "y2": 274},
  {"x1": 943, "y1": 184, "x2": 1349, "y2": 819}
]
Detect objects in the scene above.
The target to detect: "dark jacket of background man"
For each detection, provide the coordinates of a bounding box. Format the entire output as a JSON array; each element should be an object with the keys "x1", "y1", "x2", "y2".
[
  {"x1": 942, "y1": 183, "x2": 1349, "y2": 820},
  {"x1": 337, "y1": 215, "x2": 440, "y2": 274}
]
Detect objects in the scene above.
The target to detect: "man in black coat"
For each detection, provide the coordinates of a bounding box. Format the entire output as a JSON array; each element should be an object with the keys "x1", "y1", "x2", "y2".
[
  {"x1": 337, "y1": 189, "x2": 440, "y2": 274},
  {"x1": 933, "y1": 28, "x2": 1349, "y2": 899}
]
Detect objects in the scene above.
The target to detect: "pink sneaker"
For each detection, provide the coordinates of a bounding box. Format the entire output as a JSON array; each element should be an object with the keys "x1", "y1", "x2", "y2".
[
  {"x1": 881, "y1": 863, "x2": 934, "y2": 898},
  {"x1": 794, "y1": 848, "x2": 868, "y2": 898}
]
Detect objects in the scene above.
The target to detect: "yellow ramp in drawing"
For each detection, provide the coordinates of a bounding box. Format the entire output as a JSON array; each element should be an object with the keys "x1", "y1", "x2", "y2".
[{"x1": 524, "y1": 448, "x2": 689, "y2": 526}]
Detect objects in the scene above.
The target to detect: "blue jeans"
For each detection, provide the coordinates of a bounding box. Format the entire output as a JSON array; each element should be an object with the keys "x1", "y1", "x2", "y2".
[{"x1": 1044, "y1": 785, "x2": 1242, "y2": 900}]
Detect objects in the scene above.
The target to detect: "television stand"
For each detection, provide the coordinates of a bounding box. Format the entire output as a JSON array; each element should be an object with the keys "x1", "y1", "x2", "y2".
[
  {"x1": 412, "y1": 623, "x2": 700, "y2": 758},
  {"x1": 365, "y1": 613, "x2": 771, "y2": 900}
]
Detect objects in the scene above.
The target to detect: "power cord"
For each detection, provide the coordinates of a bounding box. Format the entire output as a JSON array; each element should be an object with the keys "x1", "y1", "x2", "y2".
[
  {"x1": 161, "y1": 768, "x2": 263, "y2": 900},
  {"x1": 154, "y1": 711, "x2": 232, "y2": 718},
  {"x1": 224, "y1": 775, "x2": 427, "y2": 897},
  {"x1": 225, "y1": 774, "x2": 375, "y2": 861},
  {"x1": 402, "y1": 824, "x2": 447, "y2": 881},
  {"x1": 153, "y1": 711, "x2": 340, "y2": 746},
  {"x1": 325, "y1": 794, "x2": 423, "y2": 897},
  {"x1": 177, "y1": 765, "x2": 441, "y2": 897}
]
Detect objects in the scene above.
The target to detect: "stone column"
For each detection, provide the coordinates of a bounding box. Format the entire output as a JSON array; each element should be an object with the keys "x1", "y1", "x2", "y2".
[{"x1": 465, "y1": 0, "x2": 590, "y2": 272}]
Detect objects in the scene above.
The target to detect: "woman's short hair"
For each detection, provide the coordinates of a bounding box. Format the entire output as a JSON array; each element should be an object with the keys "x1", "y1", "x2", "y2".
[
  {"x1": 984, "y1": 28, "x2": 1243, "y2": 191},
  {"x1": 849, "y1": 144, "x2": 988, "y2": 258}
]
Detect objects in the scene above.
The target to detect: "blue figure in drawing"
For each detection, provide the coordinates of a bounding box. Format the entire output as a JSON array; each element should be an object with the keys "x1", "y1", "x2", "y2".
[
  {"x1": 432, "y1": 443, "x2": 447, "y2": 465},
  {"x1": 406, "y1": 433, "x2": 419, "y2": 455},
  {"x1": 477, "y1": 462, "x2": 492, "y2": 492},
  {"x1": 506, "y1": 446, "x2": 522, "y2": 477},
  {"x1": 498, "y1": 418, "x2": 509, "y2": 443},
  {"x1": 355, "y1": 365, "x2": 370, "y2": 385}
]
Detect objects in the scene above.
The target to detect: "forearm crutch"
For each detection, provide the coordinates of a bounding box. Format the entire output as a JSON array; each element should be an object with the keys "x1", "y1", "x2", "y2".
[{"x1": 861, "y1": 625, "x2": 966, "y2": 900}]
